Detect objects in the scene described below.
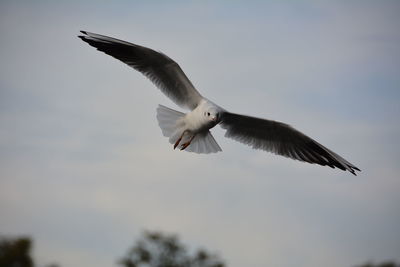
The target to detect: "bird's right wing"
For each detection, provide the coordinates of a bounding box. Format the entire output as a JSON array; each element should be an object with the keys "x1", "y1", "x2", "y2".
[
  {"x1": 220, "y1": 112, "x2": 360, "y2": 175},
  {"x1": 78, "y1": 31, "x2": 203, "y2": 110}
]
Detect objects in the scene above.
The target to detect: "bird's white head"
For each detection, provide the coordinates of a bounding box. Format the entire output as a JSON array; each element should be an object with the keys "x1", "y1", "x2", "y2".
[
  {"x1": 203, "y1": 108, "x2": 219, "y2": 122},
  {"x1": 197, "y1": 98, "x2": 223, "y2": 125}
]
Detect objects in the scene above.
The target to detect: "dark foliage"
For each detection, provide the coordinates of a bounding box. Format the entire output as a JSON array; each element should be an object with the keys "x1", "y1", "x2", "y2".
[
  {"x1": 119, "y1": 231, "x2": 225, "y2": 267},
  {"x1": 0, "y1": 236, "x2": 33, "y2": 267}
]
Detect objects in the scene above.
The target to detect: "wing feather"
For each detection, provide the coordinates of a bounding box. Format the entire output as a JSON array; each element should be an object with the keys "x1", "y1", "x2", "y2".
[
  {"x1": 78, "y1": 31, "x2": 203, "y2": 110},
  {"x1": 220, "y1": 112, "x2": 360, "y2": 175}
]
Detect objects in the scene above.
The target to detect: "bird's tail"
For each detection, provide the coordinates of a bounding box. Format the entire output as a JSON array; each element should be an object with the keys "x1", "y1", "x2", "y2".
[
  {"x1": 156, "y1": 105, "x2": 222, "y2": 154},
  {"x1": 156, "y1": 104, "x2": 186, "y2": 143}
]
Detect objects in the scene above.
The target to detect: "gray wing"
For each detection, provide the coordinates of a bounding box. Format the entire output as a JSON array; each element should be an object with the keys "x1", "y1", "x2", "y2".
[
  {"x1": 220, "y1": 112, "x2": 360, "y2": 175},
  {"x1": 78, "y1": 31, "x2": 203, "y2": 110}
]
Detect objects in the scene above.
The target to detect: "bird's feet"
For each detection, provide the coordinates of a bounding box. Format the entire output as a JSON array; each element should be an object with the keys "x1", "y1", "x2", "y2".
[
  {"x1": 180, "y1": 135, "x2": 195, "y2": 150},
  {"x1": 180, "y1": 141, "x2": 191, "y2": 150},
  {"x1": 173, "y1": 132, "x2": 195, "y2": 151},
  {"x1": 173, "y1": 137, "x2": 182, "y2": 150}
]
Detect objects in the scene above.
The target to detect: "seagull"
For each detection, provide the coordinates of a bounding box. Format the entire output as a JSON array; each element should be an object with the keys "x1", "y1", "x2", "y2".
[{"x1": 78, "y1": 31, "x2": 360, "y2": 175}]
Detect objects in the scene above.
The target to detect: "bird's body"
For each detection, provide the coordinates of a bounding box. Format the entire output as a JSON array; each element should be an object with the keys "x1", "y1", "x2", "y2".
[
  {"x1": 156, "y1": 99, "x2": 223, "y2": 153},
  {"x1": 79, "y1": 31, "x2": 360, "y2": 175}
]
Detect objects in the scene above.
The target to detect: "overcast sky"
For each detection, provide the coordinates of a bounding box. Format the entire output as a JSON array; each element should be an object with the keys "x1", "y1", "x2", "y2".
[{"x1": 1, "y1": 1, "x2": 399, "y2": 267}]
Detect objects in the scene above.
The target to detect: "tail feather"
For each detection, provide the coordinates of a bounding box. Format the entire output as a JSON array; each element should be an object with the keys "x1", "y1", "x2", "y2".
[
  {"x1": 156, "y1": 104, "x2": 185, "y2": 142},
  {"x1": 185, "y1": 132, "x2": 222, "y2": 154}
]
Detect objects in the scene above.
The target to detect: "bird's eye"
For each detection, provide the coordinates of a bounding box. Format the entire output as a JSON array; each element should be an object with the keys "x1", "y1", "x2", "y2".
[{"x1": 207, "y1": 112, "x2": 210, "y2": 116}]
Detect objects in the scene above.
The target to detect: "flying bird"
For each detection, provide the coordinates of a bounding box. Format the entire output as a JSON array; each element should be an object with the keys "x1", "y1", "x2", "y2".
[{"x1": 78, "y1": 31, "x2": 360, "y2": 175}]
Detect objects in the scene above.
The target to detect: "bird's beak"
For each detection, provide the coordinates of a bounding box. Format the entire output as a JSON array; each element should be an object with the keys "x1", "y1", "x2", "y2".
[{"x1": 211, "y1": 116, "x2": 217, "y2": 121}]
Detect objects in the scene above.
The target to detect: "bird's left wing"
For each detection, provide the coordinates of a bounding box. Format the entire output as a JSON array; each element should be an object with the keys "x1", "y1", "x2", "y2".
[
  {"x1": 78, "y1": 31, "x2": 203, "y2": 110},
  {"x1": 220, "y1": 112, "x2": 360, "y2": 175}
]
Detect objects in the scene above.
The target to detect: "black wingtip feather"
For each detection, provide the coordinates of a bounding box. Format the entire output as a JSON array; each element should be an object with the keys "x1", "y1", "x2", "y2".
[{"x1": 80, "y1": 30, "x2": 87, "y2": 35}]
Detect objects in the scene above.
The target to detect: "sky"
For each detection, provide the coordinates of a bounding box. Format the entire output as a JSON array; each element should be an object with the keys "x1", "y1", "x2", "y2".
[{"x1": 0, "y1": 1, "x2": 399, "y2": 267}]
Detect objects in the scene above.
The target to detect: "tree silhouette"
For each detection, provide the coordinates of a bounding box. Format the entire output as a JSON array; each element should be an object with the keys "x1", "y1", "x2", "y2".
[
  {"x1": 3, "y1": 233, "x2": 399, "y2": 267},
  {"x1": 119, "y1": 231, "x2": 225, "y2": 267},
  {"x1": 0, "y1": 236, "x2": 33, "y2": 267}
]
